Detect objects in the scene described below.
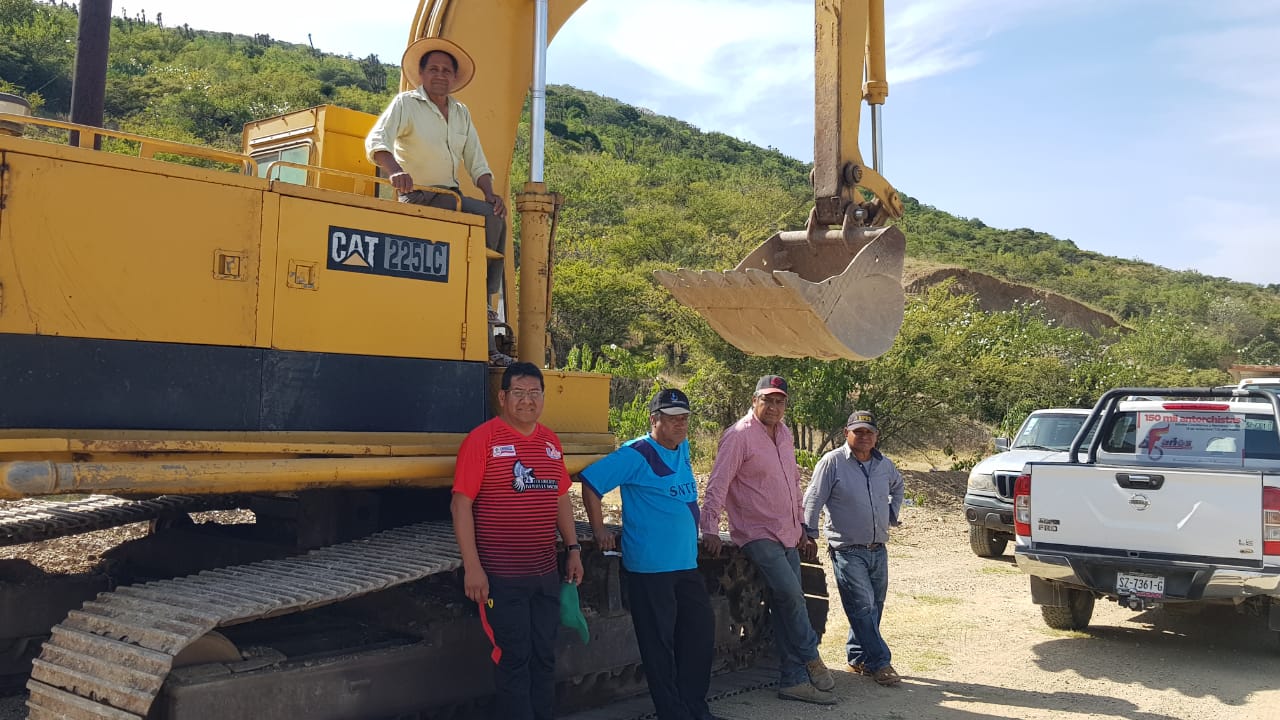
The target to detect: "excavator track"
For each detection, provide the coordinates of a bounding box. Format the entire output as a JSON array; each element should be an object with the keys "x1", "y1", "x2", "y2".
[
  {"x1": 0, "y1": 496, "x2": 236, "y2": 547},
  {"x1": 26, "y1": 520, "x2": 464, "y2": 719},
  {"x1": 26, "y1": 518, "x2": 797, "y2": 719}
]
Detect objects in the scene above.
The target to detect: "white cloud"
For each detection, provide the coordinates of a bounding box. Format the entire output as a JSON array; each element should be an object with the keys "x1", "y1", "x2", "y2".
[
  {"x1": 555, "y1": 0, "x2": 811, "y2": 125},
  {"x1": 886, "y1": 0, "x2": 1091, "y2": 84},
  {"x1": 551, "y1": 0, "x2": 1092, "y2": 155},
  {"x1": 1211, "y1": 120, "x2": 1280, "y2": 159},
  {"x1": 1184, "y1": 197, "x2": 1280, "y2": 285},
  {"x1": 1168, "y1": 25, "x2": 1280, "y2": 102},
  {"x1": 1161, "y1": 17, "x2": 1280, "y2": 161}
]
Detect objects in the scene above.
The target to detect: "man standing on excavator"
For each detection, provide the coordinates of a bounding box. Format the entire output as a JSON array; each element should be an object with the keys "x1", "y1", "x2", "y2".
[
  {"x1": 700, "y1": 375, "x2": 838, "y2": 705},
  {"x1": 365, "y1": 36, "x2": 512, "y2": 365}
]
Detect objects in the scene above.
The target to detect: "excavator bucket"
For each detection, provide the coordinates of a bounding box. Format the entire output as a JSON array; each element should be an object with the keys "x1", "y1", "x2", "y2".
[{"x1": 654, "y1": 225, "x2": 905, "y2": 361}]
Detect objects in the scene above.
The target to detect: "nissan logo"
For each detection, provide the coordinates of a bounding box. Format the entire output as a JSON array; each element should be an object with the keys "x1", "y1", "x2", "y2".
[{"x1": 1129, "y1": 494, "x2": 1150, "y2": 511}]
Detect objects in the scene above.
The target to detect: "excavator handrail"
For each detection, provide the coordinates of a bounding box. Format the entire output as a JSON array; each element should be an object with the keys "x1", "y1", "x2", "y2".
[
  {"x1": 0, "y1": 111, "x2": 257, "y2": 174},
  {"x1": 262, "y1": 159, "x2": 464, "y2": 210}
]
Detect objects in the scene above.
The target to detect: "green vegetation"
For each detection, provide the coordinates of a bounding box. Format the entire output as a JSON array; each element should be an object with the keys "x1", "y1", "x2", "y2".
[{"x1": 4, "y1": 0, "x2": 1279, "y2": 451}]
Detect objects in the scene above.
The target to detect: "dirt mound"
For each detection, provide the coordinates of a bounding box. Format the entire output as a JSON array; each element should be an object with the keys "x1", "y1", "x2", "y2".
[
  {"x1": 901, "y1": 469, "x2": 967, "y2": 509},
  {"x1": 904, "y1": 265, "x2": 1121, "y2": 336}
]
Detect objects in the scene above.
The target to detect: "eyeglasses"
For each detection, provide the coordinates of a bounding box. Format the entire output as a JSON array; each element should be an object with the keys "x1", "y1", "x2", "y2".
[
  {"x1": 756, "y1": 395, "x2": 788, "y2": 406},
  {"x1": 506, "y1": 389, "x2": 544, "y2": 401},
  {"x1": 848, "y1": 429, "x2": 876, "y2": 436}
]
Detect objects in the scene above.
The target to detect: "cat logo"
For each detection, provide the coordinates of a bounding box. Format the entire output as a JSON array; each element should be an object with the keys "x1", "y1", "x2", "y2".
[
  {"x1": 327, "y1": 225, "x2": 449, "y2": 283},
  {"x1": 330, "y1": 230, "x2": 379, "y2": 268}
]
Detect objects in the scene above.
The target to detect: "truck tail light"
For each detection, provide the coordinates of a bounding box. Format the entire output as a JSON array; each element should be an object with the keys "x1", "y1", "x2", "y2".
[
  {"x1": 1013, "y1": 473, "x2": 1032, "y2": 537},
  {"x1": 1264, "y1": 487, "x2": 1280, "y2": 556}
]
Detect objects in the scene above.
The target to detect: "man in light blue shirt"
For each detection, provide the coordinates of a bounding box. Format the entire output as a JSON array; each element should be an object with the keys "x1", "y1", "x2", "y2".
[
  {"x1": 803, "y1": 410, "x2": 904, "y2": 686},
  {"x1": 580, "y1": 388, "x2": 723, "y2": 720}
]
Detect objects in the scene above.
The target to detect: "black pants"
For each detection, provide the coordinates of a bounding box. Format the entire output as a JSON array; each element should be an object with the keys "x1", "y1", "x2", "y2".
[
  {"x1": 626, "y1": 568, "x2": 715, "y2": 720},
  {"x1": 482, "y1": 571, "x2": 560, "y2": 720}
]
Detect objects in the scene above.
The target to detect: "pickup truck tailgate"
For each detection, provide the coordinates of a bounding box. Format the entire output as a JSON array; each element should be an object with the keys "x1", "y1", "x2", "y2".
[{"x1": 1027, "y1": 463, "x2": 1262, "y2": 563}]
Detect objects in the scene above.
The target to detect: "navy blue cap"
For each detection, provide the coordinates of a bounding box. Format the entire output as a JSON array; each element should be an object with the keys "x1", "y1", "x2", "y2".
[{"x1": 649, "y1": 388, "x2": 691, "y2": 415}]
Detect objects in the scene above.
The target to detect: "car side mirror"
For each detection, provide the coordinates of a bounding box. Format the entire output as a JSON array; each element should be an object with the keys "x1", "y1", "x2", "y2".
[{"x1": 994, "y1": 437, "x2": 1010, "y2": 452}]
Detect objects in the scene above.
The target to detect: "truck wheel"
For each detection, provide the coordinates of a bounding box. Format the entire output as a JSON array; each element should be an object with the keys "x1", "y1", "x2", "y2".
[
  {"x1": 968, "y1": 525, "x2": 1008, "y2": 557},
  {"x1": 1041, "y1": 589, "x2": 1094, "y2": 630}
]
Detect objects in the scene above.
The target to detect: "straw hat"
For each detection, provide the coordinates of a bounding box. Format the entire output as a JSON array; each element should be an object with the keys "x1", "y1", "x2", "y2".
[{"x1": 401, "y1": 37, "x2": 475, "y2": 93}]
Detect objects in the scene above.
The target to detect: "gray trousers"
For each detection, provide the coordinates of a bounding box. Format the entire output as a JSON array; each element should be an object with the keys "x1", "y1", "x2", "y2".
[{"x1": 400, "y1": 188, "x2": 506, "y2": 297}]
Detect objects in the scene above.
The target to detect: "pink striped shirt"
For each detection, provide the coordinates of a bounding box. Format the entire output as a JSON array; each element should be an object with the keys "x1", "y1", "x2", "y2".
[{"x1": 700, "y1": 411, "x2": 804, "y2": 547}]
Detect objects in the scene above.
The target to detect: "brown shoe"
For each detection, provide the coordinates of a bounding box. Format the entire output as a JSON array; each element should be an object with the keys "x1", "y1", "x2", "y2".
[
  {"x1": 805, "y1": 657, "x2": 835, "y2": 691},
  {"x1": 847, "y1": 661, "x2": 870, "y2": 676},
  {"x1": 872, "y1": 664, "x2": 902, "y2": 686},
  {"x1": 778, "y1": 683, "x2": 837, "y2": 705}
]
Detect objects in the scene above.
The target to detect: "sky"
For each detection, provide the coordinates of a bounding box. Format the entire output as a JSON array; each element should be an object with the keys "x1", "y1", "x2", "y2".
[{"x1": 124, "y1": 0, "x2": 1280, "y2": 285}]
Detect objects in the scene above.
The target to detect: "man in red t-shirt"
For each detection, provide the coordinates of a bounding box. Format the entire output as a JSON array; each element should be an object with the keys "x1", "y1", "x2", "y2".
[{"x1": 452, "y1": 362, "x2": 584, "y2": 720}]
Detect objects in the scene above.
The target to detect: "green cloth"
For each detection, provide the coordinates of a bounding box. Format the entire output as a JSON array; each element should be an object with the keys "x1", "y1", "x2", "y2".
[{"x1": 559, "y1": 582, "x2": 589, "y2": 644}]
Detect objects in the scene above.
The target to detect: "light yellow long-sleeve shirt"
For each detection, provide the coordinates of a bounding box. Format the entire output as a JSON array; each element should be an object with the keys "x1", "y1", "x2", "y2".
[{"x1": 365, "y1": 87, "x2": 492, "y2": 189}]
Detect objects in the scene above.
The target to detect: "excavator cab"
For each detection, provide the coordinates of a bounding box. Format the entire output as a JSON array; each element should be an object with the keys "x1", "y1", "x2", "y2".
[{"x1": 655, "y1": 0, "x2": 907, "y2": 361}]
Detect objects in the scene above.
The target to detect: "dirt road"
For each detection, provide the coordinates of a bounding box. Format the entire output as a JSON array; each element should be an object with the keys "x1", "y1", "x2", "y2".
[{"x1": 703, "y1": 472, "x2": 1280, "y2": 720}]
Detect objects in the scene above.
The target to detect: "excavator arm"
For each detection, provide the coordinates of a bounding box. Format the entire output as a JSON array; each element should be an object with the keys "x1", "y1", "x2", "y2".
[
  {"x1": 655, "y1": 0, "x2": 908, "y2": 360},
  {"x1": 813, "y1": 0, "x2": 903, "y2": 227},
  {"x1": 410, "y1": 0, "x2": 906, "y2": 362}
]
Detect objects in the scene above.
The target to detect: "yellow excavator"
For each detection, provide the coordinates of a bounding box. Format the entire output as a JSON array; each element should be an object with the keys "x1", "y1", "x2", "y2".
[{"x1": 0, "y1": 0, "x2": 905, "y2": 717}]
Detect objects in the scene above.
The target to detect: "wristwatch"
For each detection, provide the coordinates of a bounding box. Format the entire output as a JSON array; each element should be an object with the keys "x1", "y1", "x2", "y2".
[{"x1": 565, "y1": 544, "x2": 582, "y2": 552}]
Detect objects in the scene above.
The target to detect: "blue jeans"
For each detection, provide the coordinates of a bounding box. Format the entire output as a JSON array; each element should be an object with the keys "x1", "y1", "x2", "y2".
[
  {"x1": 830, "y1": 544, "x2": 891, "y2": 671},
  {"x1": 742, "y1": 540, "x2": 821, "y2": 687}
]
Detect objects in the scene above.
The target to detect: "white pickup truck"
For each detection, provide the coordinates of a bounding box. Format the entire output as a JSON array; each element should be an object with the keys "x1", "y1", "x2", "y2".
[{"x1": 1014, "y1": 386, "x2": 1280, "y2": 632}]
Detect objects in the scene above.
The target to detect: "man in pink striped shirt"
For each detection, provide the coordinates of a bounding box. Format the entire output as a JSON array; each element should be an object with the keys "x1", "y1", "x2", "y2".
[{"x1": 700, "y1": 375, "x2": 837, "y2": 705}]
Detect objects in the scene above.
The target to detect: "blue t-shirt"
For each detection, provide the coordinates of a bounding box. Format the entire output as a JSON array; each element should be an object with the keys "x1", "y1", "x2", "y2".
[{"x1": 579, "y1": 435, "x2": 700, "y2": 574}]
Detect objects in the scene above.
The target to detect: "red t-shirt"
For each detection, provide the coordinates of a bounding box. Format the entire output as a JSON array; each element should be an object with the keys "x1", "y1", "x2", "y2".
[{"x1": 453, "y1": 417, "x2": 570, "y2": 577}]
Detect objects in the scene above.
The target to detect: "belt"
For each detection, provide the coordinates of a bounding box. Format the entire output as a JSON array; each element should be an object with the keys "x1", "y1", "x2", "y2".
[{"x1": 835, "y1": 542, "x2": 884, "y2": 551}]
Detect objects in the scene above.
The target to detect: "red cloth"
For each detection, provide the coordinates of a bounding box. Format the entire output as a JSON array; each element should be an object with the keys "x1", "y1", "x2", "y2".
[{"x1": 453, "y1": 417, "x2": 570, "y2": 577}]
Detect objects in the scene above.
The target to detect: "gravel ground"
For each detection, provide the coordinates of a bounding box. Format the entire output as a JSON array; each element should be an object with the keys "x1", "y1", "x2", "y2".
[
  {"x1": 703, "y1": 471, "x2": 1280, "y2": 720},
  {"x1": 2, "y1": 477, "x2": 1278, "y2": 719}
]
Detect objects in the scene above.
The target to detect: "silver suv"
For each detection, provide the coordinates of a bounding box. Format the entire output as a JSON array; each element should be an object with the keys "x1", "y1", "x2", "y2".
[{"x1": 964, "y1": 408, "x2": 1091, "y2": 557}]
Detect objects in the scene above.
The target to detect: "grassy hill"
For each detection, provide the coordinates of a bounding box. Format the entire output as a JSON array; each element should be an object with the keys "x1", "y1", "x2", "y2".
[{"x1": 4, "y1": 0, "x2": 1279, "y2": 450}]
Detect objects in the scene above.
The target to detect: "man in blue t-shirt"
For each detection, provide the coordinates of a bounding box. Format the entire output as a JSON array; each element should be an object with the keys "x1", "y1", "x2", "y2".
[{"x1": 579, "y1": 388, "x2": 720, "y2": 720}]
